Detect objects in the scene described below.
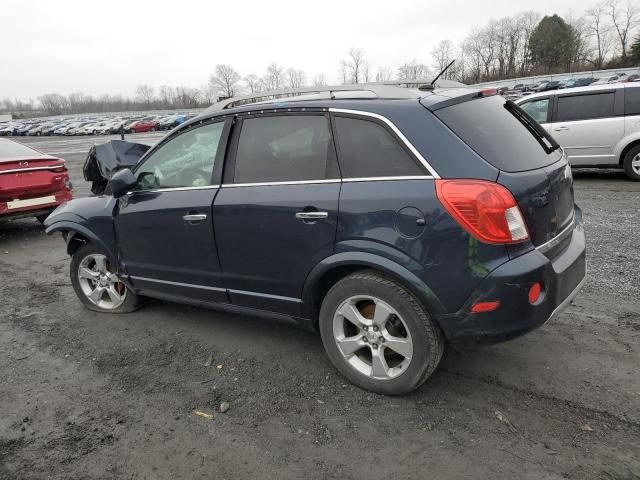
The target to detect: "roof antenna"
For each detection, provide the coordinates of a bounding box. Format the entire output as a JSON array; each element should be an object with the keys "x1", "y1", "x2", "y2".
[{"x1": 419, "y1": 59, "x2": 456, "y2": 91}]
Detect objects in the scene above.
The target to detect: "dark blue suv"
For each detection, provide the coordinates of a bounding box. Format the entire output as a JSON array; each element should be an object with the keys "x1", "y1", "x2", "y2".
[{"x1": 45, "y1": 85, "x2": 586, "y2": 395}]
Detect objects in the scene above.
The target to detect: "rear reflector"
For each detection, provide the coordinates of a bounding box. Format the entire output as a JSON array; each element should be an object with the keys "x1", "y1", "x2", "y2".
[
  {"x1": 528, "y1": 282, "x2": 542, "y2": 304},
  {"x1": 470, "y1": 301, "x2": 500, "y2": 313},
  {"x1": 435, "y1": 179, "x2": 530, "y2": 244}
]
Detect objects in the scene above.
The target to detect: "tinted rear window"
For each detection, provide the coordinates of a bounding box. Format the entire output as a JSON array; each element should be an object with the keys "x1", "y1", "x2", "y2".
[
  {"x1": 234, "y1": 115, "x2": 337, "y2": 183},
  {"x1": 333, "y1": 116, "x2": 424, "y2": 178},
  {"x1": 435, "y1": 95, "x2": 559, "y2": 172},
  {"x1": 556, "y1": 92, "x2": 614, "y2": 122},
  {"x1": 0, "y1": 139, "x2": 44, "y2": 158},
  {"x1": 625, "y1": 86, "x2": 640, "y2": 116}
]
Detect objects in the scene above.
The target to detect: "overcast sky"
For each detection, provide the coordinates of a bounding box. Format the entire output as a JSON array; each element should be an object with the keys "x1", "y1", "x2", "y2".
[{"x1": 3, "y1": 0, "x2": 590, "y2": 100}]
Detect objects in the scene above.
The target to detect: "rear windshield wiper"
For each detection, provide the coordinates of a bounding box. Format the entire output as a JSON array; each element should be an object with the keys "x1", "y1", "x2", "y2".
[{"x1": 504, "y1": 100, "x2": 560, "y2": 154}]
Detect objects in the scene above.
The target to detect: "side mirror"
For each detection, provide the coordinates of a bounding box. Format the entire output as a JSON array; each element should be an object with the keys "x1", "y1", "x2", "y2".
[{"x1": 109, "y1": 168, "x2": 137, "y2": 198}]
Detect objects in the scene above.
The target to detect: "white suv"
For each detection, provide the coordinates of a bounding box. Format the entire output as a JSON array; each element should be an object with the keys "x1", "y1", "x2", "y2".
[{"x1": 516, "y1": 82, "x2": 640, "y2": 181}]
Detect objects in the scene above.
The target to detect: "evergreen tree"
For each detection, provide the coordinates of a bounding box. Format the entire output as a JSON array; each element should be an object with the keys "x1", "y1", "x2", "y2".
[{"x1": 529, "y1": 15, "x2": 575, "y2": 72}]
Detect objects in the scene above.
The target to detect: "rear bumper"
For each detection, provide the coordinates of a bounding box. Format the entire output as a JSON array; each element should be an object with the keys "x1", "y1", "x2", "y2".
[
  {"x1": 437, "y1": 207, "x2": 586, "y2": 345},
  {"x1": 0, "y1": 189, "x2": 73, "y2": 221}
]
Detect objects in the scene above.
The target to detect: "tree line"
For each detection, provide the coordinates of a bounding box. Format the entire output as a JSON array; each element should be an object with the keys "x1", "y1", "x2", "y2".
[{"x1": 3, "y1": 0, "x2": 639, "y2": 117}]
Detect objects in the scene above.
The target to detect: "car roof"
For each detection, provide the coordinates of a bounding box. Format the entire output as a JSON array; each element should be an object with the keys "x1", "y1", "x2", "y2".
[{"x1": 180, "y1": 83, "x2": 474, "y2": 131}]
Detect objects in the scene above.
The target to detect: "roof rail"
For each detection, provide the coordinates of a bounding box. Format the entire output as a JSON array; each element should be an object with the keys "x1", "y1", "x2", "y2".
[{"x1": 204, "y1": 79, "x2": 466, "y2": 113}]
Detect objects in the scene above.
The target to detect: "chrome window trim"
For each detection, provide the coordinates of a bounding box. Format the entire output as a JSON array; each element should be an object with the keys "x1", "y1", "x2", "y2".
[
  {"x1": 127, "y1": 185, "x2": 220, "y2": 195},
  {"x1": 0, "y1": 166, "x2": 65, "y2": 175},
  {"x1": 220, "y1": 176, "x2": 433, "y2": 188},
  {"x1": 536, "y1": 216, "x2": 576, "y2": 254},
  {"x1": 329, "y1": 108, "x2": 441, "y2": 179},
  {"x1": 342, "y1": 175, "x2": 432, "y2": 182},
  {"x1": 222, "y1": 179, "x2": 340, "y2": 188}
]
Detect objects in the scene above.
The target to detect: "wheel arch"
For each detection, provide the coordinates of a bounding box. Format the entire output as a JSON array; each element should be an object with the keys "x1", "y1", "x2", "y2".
[
  {"x1": 618, "y1": 137, "x2": 640, "y2": 166},
  {"x1": 46, "y1": 221, "x2": 116, "y2": 260},
  {"x1": 301, "y1": 252, "x2": 446, "y2": 328}
]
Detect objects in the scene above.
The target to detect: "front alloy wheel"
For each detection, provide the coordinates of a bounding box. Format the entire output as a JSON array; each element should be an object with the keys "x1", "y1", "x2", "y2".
[
  {"x1": 70, "y1": 243, "x2": 141, "y2": 313},
  {"x1": 77, "y1": 253, "x2": 127, "y2": 309}
]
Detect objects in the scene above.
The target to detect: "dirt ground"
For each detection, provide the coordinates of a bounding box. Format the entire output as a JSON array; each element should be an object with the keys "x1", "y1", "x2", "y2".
[{"x1": 1, "y1": 134, "x2": 639, "y2": 480}]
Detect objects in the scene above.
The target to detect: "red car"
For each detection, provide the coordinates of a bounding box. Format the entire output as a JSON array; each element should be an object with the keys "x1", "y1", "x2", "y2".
[
  {"x1": 0, "y1": 138, "x2": 73, "y2": 223},
  {"x1": 129, "y1": 119, "x2": 158, "y2": 133}
]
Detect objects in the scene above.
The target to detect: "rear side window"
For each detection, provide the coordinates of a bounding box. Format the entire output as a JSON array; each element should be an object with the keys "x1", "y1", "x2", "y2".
[
  {"x1": 556, "y1": 93, "x2": 614, "y2": 122},
  {"x1": 333, "y1": 116, "x2": 423, "y2": 178},
  {"x1": 234, "y1": 115, "x2": 336, "y2": 183},
  {"x1": 435, "y1": 95, "x2": 560, "y2": 173},
  {"x1": 624, "y1": 87, "x2": 640, "y2": 116},
  {"x1": 519, "y1": 98, "x2": 550, "y2": 124}
]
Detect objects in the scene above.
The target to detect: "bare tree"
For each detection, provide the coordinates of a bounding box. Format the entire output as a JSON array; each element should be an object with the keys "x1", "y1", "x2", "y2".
[
  {"x1": 375, "y1": 66, "x2": 393, "y2": 82},
  {"x1": 431, "y1": 40, "x2": 455, "y2": 78},
  {"x1": 585, "y1": 4, "x2": 612, "y2": 67},
  {"x1": 606, "y1": 0, "x2": 639, "y2": 58},
  {"x1": 285, "y1": 68, "x2": 306, "y2": 89},
  {"x1": 38, "y1": 94, "x2": 69, "y2": 115},
  {"x1": 244, "y1": 74, "x2": 261, "y2": 94},
  {"x1": 209, "y1": 64, "x2": 241, "y2": 98},
  {"x1": 312, "y1": 73, "x2": 328, "y2": 87},
  {"x1": 565, "y1": 10, "x2": 591, "y2": 69},
  {"x1": 158, "y1": 85, "x2": 175, "y2": 107},
  {"x1": 263, "y1": 63, "x2": 285, "y2": 90},
  {"x1": 517, "y1": 11, "x2": 541, "y2": 75},
  {"x1": 397, "y1": 62, "x2": 429, "y2": 80},
  {"x1": 135, "y1": 84, "x2": 155, "y2": 106},
  {"x1": 339, "y1": 61, "x2": 350, "y2": 84},
  {"x1": 344, "y1": 48, "x2": 367, "y2": 83}
]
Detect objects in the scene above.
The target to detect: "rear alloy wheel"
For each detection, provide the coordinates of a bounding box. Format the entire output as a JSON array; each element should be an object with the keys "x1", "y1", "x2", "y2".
[
  {"x1": 319, "y1": 271, "x2": 443, "y2": 395},
  {"x1": 622, "y1": 145, "x2": 640, "y2": 181},
  {"x1": 70, "y1": 243, "x2": 141, "y2": 313}
]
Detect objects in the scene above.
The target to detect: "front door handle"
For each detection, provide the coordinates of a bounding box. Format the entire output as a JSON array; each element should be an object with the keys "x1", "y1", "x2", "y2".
[
  {"x1": 554, "y1": 126, "x2": 569, "y2": 131},
  {"x1": 295, "y1": 211, "x2": 328, "y2": 220},
  {"x1": 183, "y1": 213, "x2": 207, "y2": 223}
]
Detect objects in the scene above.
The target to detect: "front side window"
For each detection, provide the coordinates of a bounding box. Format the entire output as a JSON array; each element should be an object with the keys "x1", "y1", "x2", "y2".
[
  {"x1": 333, "y1": 116, "x2": 423, "y2": 178},
  {"x1": 556, "y1": 93, "x2": 615, "y2": 122},
  {"x1": 520, "y1": 98, "x2": 550, "y2": 124},
  {"x1": 135, "y1": 122, "x2": 224, "y2": 190},
  {"x1": 233, "y1": 115, "x2": 336, "y2": 183}
]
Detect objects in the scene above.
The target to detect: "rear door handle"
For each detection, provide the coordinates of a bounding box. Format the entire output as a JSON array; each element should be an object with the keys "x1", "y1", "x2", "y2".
[
  {"x1": 295, "y1": 211, "x2": 328, "y2": 220},
  {"x1": 183, "y1": 214, "x2": 207, "y2": 222},
  {"x1": 554, "y1": 126, "x2": 569, "y2": 131}
]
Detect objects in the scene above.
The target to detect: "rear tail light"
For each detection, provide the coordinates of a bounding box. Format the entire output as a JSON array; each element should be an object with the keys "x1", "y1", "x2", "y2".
[
  {"x1": 435, "y1": 179, "x2": 529, "y2": 244},
  {"x1": 478, "y1": 88, "x2": 498, "y2": 97}
]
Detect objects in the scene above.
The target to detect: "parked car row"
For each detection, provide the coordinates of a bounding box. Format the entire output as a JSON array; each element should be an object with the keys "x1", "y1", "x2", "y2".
[
  {"x1": 0, "y1": 113, "x2": 195, "y2": 137},
  {"x1": 495, "y1": 73, "x2": 640, "y2": 101}
]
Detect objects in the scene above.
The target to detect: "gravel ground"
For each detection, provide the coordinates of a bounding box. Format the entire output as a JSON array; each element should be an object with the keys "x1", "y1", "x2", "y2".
[{"x1": 0, "y1": 134, "x2": 639, "y2": 480}]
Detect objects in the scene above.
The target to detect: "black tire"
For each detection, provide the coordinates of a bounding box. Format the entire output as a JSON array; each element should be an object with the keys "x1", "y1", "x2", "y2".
[
  {"x1": 70, "y1": 243, "x2": 141, "y2": 313},
  {"x1": 319, "y1": 270, "x2": 444, "y2": 395},
  {"x1": 622, "y1": 144, "x2": 640, "y2": 181}
]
